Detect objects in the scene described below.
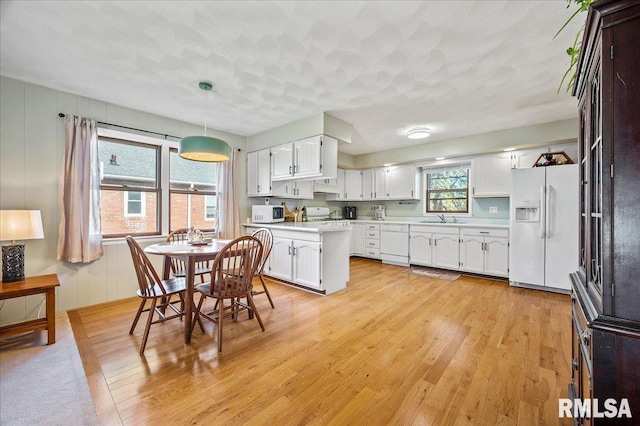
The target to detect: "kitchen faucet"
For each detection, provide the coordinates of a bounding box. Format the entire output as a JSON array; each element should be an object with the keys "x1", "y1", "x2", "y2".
[{"x1": 437, "y1": 214, "x2": 446, "y2": 223}]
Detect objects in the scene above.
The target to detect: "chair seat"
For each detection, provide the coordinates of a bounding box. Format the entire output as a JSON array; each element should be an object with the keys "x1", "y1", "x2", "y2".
[
  {"x1": 136, "y1": 277, "x2": 186, "y2": 298},
  {"x1": 195, "y1": 279, "x2": 249, "y2": 299}
]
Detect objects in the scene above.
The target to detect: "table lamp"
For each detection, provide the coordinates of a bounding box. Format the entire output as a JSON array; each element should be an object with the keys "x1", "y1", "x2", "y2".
[{"x1": 0, "y1": 210, "x2": 44, "y2": 283}]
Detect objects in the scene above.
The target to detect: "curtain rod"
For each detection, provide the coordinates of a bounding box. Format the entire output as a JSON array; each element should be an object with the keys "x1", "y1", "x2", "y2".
[
  {"x1": 57, "y1": 113, "x2": 241, "y2": 151},
  {"x1": 58, "y1": 113, "x2": 181, "y2": 140}
]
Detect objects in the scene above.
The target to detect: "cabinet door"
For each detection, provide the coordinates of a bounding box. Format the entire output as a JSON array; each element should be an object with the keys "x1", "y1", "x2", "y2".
[
  {"x1": 271, "y1": 143, "x2": 294, "y2": 180},
  {"x1": 484, "y1": 237, "x2": 509, "y2": 277},
  {"x1": 409, "y1": 233, "x2": 432, "y2": 266},
  {"x1": 247, "y1": 151, "x2": 259, "y2": 196},
  {"x1": 269, "y1": 237, "x2": 293, "y2": 281},
  {"x1": 351, "y1": 224, "x2": 365, "y2": 256},
  {"x1": 271, "y1": 180, "x2": 291, "y2": 198},
  {"x1": 388, "y1": 164, "x2": 418, "y2": 199},
  {"x1": 362, "y1": 169, "x2": 375, "y2": 200},
  {"x1": 292, "y1": 240, "x2": 321, "y2": 289},
  {"x1": 257, "y1": 149, "x2": 271, "y2": 195},
  {"x1": 344, "y1": 169, "x2": 362, "y2": 200},
  {"x1": 432, "y1": 233, "x2": 460, "y2": 270},
  {"x1": 512, "y1": 148, "x2": 540, "y2": 169},
  {"x1": 294, "y1": 181, "x2": 314, "y2": 199},
  {"x1": 460, "y1": 236, "x2": 484, "y2": 274},
  {"x1": 374, "y1": 168, "x2": 388, "y2": 199},
  {"x1": 294, "y1": 136, "x2": 322, "y2": 178},
  {"x1": 472, "y1": 155, "x2": 510, "y2": 197}
]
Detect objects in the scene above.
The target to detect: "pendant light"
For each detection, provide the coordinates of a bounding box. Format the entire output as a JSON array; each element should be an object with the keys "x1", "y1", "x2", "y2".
[{"x1": 179, "y1": 81, "x2": 231, "y2": 162}]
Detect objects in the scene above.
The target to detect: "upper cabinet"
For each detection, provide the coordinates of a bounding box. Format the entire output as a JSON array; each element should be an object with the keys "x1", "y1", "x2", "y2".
[
  {"x1": 344, "y1": 169, "x2": 363, "y2": 200},
  {"x1": 270, "y1": 135, "x2": 338, "y2": 182},
  {"x1": 247, "y1": 148, "x2": 271, "y2": 197},
  {"x1": 471, "y1": 154, "x2": 511, "y2": 197},
  {"x1": 362, "y1": 169, "x2": 375, "y2": 200},
  {"x1": 374, "y1": 164, "x2": 420, "y2": 200}
]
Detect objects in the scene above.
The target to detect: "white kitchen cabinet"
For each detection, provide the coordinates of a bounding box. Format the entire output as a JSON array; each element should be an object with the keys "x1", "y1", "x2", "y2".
[
  {"x1": 409, "y1": 225, "x2": 459, "y2": 270},
  {"x1": 245, "y1": 226, "x2": 349, "y2": 295},
  {"x1": 271, "y1": 143, "x2": 294, "y2": 180},
  {"x1": 350, "y1": 223, "x2": 365, "y2": 256},
  {"x1": 372, "y1": 164, "x2": 419, "y2": 200},
  {"x1": 326, "y1": 168, "x2": 346, "y2": 201},
  {"x1": 471, "y1": 154, "x2": 511, "y2": 197},
  {"x1": 362, "y1": 169, "x2": 375, "y2": 200},
  {"x1": 271, "y1": 180, "x2": 314, "y2": 199},
  {"x1": 292, "y1": 240, "x2": 322, "y2": 289},
  {"x1": 344, "y1": 169, "x2": 362, "y2": 200},
  {"x1": 247, "y1": 148, "x2": 271, "y2": 197},
  {"x1": 270, "y1": 135, "x2": 338, "y2": 182},
  {"x1": 387, "y1": 164, "x2": 419, "y2": 199},
  {"x1": 373, "y1": 168, "x2": 387, "y2": 200},
  {"x1": 460, "y1": 227, "x2": 509, "y2": 277},
  {"x1": 269, "y1": 237, "x2": 321, "y2": 289},
  {"x1": 363, "y1": 223, "x2": 380, "y2": 259}
]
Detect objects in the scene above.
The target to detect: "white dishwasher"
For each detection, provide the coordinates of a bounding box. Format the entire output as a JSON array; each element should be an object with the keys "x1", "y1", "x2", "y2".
[{"x1": 380, "y1": 223, "x2": 409, "y2": 266}]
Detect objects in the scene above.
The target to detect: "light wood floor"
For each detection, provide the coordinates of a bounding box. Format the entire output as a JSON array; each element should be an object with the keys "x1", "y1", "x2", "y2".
[{"x1": 69, "y1": 258, "x2": 573, "y2": 425}]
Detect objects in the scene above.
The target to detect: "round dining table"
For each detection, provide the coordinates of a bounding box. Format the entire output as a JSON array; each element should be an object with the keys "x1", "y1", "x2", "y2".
[{"x1": 144, "y1": 239, "x2": 231, "y2": 344}]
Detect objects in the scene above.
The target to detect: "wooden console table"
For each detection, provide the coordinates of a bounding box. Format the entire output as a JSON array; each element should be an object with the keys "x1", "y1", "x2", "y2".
[{"x1": 0, "y1": 274, "x2": 60, "y2": 344}]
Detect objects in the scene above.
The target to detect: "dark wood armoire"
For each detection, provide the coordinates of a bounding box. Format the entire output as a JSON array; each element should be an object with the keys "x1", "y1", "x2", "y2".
[{"x1": 569, "y1": 0, "x2": 640, "y2": 424}]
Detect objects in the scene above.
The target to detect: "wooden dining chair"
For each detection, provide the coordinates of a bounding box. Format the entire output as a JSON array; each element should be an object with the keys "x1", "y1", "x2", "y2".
[
  {"x1": 250, "y1": 228, "x2": 275, "y2": 309},
  {"x1": 191, "y1": 235, "x2": 265, "y2": 353},
  {"x1": 166, "y1": 228, "x2": 212, "y2": 283},
  {"x1": 126, "y1": 236, "x2": 203, "y2": 354}
]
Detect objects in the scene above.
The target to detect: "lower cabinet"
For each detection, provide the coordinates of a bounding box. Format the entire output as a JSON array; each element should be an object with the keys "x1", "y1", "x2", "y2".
[
  {"x1": 350, "y1": 223, "x2": 365, "y2": 256},
  {"x1": 245, "y1": 226, "x2": 349, "y2": 295},
  {"x1": 269, "y1": 237, "x2": 321, "y2": 289},
  {"x1": 409, "y1": 225, "x2": 459, "y2": 270},
  {"x1": 460, "y1": 228, "x2": 509, "y2": 277}
]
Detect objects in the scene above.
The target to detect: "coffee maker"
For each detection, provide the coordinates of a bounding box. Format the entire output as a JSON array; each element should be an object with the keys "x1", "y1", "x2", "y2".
[
  {"x1": 344, "y1": 206, "x2": 357, "y2": 220},
  {"x1": 371, "y1": 205, "x2": 385, "y2": 220}
]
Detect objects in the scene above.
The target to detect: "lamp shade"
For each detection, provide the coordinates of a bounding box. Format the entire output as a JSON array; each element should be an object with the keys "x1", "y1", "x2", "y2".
[
  {"x1": 179, "y1": 136, "x2": 231, "y2": 162},
  {"x1": 0, "y1": 210, "x2": 44, "y2": 242}
]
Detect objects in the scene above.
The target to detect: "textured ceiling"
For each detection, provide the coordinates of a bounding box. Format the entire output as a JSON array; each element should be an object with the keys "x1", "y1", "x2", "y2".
[{"x1": 0, "y1": 1, "x2": 582, "y2": 155}]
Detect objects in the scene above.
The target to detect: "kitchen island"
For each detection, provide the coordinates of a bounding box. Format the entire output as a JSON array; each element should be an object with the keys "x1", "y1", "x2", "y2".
[{"x1": 243, "y1": 221, "x2": 351, "y2": 295}]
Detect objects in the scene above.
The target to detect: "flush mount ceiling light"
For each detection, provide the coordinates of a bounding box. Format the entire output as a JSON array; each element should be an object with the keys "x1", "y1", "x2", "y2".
[
  {"x1": 503, "y1": 147, "x2": 516, "y2": 152},
  {"x1": 179, "y1": 81, "x2": 231, "y2": 162},
  {"x1": 407, "y1": 126, "x2": 431, "y2": 139}
]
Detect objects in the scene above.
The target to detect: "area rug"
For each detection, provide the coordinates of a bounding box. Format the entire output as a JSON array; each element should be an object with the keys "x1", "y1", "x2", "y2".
[
  {"x1": 0, "y1": 312, "x2": 99, "y2": 426},
  {"x1": 403, "y1": 266, "x2": 461, "y2": 281}
]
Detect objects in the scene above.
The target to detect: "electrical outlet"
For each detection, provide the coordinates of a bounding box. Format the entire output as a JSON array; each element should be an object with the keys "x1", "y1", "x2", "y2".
[
  {"x1": 489, "y1": 206, "x2": 498, "y2": 214},
  {"x1": 264, "y1": 198, "x2": 270, "y2": 205}
]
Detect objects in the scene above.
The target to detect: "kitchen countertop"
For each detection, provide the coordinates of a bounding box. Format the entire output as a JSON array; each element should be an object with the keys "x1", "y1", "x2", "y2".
[
  {"x1": 243, "y1": 221, "x2": 352, "y2": 233},
  {"x1": 244, "y1": 219, "x2": 509, "y2": 231}
]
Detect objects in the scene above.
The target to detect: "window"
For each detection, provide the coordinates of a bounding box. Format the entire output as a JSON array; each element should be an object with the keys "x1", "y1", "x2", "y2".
[
  {"x1": 205, "y1": 195, "x2": 217, "y2": 221},
  {"x1": 169, "y1": 149, "x2": 217, "y2": 231},
  {"x1": 98, "y1": 137, "x2": 159, "y2": 237},
  {"x1": 97, "y1": 130, "x2": 219, "y2": 238},
  {"x1": 424, "y1": 166, "x2": 470, "y2": 213},
  {"x1": 124, "y1": 191, "x2": 145, "y2": 217}
]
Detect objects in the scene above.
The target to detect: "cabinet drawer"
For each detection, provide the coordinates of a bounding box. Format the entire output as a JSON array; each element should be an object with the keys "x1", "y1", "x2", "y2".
[
  {"x1": 365, "y1": 248, "x2": 380, "y2": 258},
  {"x1": 365, "y1": 230, "x2": 380, "y2": 239},
  {"x1": 365, "y1": 239, "x2": 379, "y2": 249},
  {"x1": 461, "y1": 227, "x2": 509, "y2": 238},
  {"x1": 365, "y1": 223, "x2": 380, "y2": 230}
]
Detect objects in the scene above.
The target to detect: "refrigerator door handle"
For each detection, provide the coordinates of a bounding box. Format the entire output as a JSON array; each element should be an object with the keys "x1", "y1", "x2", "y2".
[
  {"x1": 540, "y1": 185, "x2": 546, "y2": 239},
  {"x1": 546, "y1": 184, "x2": 552, "y2": 239}
]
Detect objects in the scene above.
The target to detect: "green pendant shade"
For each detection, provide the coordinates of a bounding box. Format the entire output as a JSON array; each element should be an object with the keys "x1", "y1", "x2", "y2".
[
  {"x1": 179, "y1": 135, "x2": 231, "y2": 162},
  {"x1": 179, "y1": 81, "x2": 231, "y2": 162}
]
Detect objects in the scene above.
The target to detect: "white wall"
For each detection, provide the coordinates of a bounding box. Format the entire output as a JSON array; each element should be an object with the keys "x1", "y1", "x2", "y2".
[{"x1": 0, "y1": 76, "x2": 247, "y2": 326}]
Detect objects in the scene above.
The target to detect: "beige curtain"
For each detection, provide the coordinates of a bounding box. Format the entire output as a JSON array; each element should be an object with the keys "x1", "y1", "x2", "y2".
[
  {"x1": 216, "y1": 148, "x2": 240, "y2": 239},
  {"x1": 57, "y1": 115, "x2": 103, "y2": 263}
]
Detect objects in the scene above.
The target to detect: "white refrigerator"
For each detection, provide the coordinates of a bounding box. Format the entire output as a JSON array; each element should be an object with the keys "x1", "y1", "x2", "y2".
[{"x1": 509, "y1": 164, "x2": 578, "y2": 292}]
